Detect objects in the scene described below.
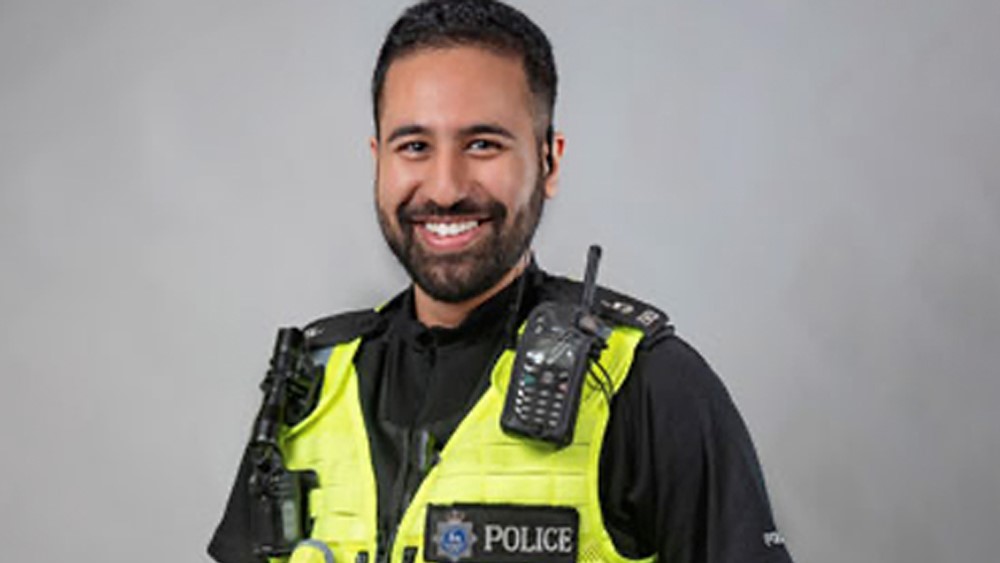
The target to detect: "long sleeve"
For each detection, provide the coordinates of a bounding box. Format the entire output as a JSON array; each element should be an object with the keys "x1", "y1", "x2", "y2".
[{"x1": 599, "y1": 335, "x2": 794, "y2": 562}]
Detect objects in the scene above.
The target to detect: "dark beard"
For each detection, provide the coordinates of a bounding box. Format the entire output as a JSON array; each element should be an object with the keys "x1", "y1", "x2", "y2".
[{"x1": 377, "y1": 176, "x2": 545, "y2": 304}]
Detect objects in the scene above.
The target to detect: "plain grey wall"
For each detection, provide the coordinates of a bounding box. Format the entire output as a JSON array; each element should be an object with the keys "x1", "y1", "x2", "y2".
[{"x1": 2, "y1": 1, "x2": 998, "y2": 561}]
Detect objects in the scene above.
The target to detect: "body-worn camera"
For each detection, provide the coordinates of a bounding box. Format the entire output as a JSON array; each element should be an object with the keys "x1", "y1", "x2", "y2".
[
  {"x1": 501, "y1": 246, "x2": 611, "y2": 447},
  {"x1": 248, "y1": 328, "x2": 321, "y2": 557}
]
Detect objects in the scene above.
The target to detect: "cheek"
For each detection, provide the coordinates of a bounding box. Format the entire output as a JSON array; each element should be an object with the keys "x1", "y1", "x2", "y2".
[
  {"x1": 479, "y1": 156, "x2": 536, "y2": 207},
  {"x1": 377, "y1": 158, "x2": 420, "y2": 207}
]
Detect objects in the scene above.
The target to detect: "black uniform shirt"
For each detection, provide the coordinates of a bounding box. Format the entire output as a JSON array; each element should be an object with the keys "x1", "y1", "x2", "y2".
[{"x1": 209, "y1": 266, "x2": 794, "y2": 563}]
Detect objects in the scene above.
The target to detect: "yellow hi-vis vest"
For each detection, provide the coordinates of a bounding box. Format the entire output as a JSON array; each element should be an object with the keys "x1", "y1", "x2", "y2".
[{"x1": 279, "y1": 322, "x2": 653, "y2": 563}]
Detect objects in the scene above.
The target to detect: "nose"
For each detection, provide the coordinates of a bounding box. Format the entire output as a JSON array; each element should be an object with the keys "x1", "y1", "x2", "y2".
[{"x1": 421, "y1": 147, "x2": 468, "y2": 208}]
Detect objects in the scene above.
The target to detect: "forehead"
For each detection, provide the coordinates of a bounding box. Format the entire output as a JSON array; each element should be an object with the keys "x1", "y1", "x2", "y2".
[{"x1": 379, "y1": 46, "x2": 535, "y2": 134}]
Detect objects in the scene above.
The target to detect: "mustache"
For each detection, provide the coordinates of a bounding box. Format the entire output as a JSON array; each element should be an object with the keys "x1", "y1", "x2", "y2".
[{"x1": 397, "y1": 198, "x2": 508, "y2": 222}]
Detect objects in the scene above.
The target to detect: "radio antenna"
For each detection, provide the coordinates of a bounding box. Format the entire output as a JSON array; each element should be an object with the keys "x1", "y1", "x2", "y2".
[{"x1": 581, "y1": 244, "x2": 602, "y2": 312}]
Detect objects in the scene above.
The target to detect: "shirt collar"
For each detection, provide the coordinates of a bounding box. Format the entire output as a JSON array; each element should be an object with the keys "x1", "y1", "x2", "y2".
[{"x1": 392, "y1": 262, "x2": 544, "y2": 349}]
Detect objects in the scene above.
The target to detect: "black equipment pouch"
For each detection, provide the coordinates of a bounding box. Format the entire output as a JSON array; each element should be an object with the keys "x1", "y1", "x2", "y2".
[
  {"x1": 248, "y1": 328, "x2": 321, "y2": 557},
  {"x1": 248, "y1": 444, "x2": 317, "y2": 557}
]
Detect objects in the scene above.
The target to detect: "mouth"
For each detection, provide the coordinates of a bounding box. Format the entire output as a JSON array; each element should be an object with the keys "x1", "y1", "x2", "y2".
[{"x1": 410, "y1": 216, "x2": 492, "y2": 252}]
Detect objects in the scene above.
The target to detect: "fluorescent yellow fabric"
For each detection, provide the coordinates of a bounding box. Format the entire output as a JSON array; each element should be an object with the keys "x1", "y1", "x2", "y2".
[
  {"x1": 281, "y1": 338, "x2": 378, "y2": 561},
  {"x1": 280, "y1": 324, "x2": 654, "y2": 563}
]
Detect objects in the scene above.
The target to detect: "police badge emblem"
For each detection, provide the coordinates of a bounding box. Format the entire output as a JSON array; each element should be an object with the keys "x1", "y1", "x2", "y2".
[{"x1": 433, "y1": 510, "x2": 478, "y2": 562}]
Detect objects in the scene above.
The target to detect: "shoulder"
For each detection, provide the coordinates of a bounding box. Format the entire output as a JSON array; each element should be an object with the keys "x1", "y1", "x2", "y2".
[
  {"x1": 533, "y1": 270, "x2": 718, "y2": 396},
  {"x1": 609, "y1": 330, "x2": 751, "y2": 465},
  {"x1": 301, "y1": 309, "x2": 382, "y2": 349},
  {"x1": 628, "y1": 334, "x2": 732, "y2": 406},
  {"x1": 301, "y1": 292, "x2": 407, "y2": 350},
  {"x1": 534, "y1": 270, "x2": 674, "y2": 341}
]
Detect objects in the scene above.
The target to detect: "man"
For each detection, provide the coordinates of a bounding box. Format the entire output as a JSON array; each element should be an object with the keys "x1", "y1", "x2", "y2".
[{"x1": 210, "y1": 1, "x2": 794, "y2": 562}]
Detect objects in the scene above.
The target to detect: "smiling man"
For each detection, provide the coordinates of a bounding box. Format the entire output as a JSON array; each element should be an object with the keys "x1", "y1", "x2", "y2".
[
  {"x1": 373, "y1": 35, "x2": 560, "y2": 327},
  {"x1": 209, "y1": 2, "x2": 793, "y2": 563}
]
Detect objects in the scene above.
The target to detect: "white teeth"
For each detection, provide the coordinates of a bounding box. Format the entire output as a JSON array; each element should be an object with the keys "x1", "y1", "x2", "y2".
[{"x1": 424, "y1": 220, "x2": 479, "y2": 237}]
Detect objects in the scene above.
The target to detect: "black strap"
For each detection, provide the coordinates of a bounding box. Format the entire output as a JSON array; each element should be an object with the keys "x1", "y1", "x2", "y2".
[
  {"x1": 303, "y1": 309, "x2": 384, "y2": 351},
  {"x1": 537, "y1": 275, "x2": 673, "y2": 338},
  {"x1": 593, "y1": 287, "x2": 672, "y2": 337}
]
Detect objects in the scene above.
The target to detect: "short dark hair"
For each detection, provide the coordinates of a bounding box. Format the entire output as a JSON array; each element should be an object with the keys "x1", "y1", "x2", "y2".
[{"x1": 371, "y1": 0, "x2": 558, "y2": 140}]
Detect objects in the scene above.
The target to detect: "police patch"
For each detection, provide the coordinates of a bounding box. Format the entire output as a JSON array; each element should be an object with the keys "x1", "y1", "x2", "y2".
[{"x1": 424, "y1": 504, "x2": 578, "y2": 563}]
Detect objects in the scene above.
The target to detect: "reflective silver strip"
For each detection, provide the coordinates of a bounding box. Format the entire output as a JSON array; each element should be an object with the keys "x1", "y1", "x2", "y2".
[{"x1": 295, "y1": 539, "x2": 336, "y2": 563}]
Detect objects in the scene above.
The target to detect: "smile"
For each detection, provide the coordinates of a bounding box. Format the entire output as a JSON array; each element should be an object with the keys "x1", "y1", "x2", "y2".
[
  {"x1": 412, "y1": 217, "x2": 491, "y2": 251},
  {"x1": 424, "y1": 220, "x2": 480, "y2": 237}
]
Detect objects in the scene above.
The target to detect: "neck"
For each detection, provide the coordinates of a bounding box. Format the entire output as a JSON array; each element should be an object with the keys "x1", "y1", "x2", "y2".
[{"x1": 413, "y1": 254, "x2": 529, "y2": 328}]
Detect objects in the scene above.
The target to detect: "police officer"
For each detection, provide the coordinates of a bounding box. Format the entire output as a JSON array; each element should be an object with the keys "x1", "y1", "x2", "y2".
[{"x1": 209, "y1": 1, "x2": 794, "y2": 562}]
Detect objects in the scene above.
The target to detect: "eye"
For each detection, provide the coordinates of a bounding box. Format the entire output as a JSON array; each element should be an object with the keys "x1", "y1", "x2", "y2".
[
  {"x1": 395, "y1": 140, "x2": 429, "y2": 155},
  {"x1": 466, "y1": 138, "x2": 503, "y2": 154}
]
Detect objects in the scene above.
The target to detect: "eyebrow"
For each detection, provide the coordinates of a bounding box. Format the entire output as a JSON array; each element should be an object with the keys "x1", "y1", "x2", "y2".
[
  {"x1": 458, "y1": 123, "x2": 516, "y2": 140},
  {"x1": 384, "y1": 123, "x2": 517, "y2": 144},
  {"x1": 385, "y1": 124, "x2": 429, "y2": 144}
]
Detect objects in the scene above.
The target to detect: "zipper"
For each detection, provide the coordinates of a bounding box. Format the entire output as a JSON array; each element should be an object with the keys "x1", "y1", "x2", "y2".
[
  {"x1": 378, "y1": 427, "x2": 435, "y2": 563},
  {"x1": 377, "y1": 427, "x2": 409, "y2": 562}
]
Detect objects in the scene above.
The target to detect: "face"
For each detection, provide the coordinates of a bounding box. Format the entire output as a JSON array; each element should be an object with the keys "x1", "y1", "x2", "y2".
[{"x1": 373, "y1": 46, "x2": 562, "y2": 303}]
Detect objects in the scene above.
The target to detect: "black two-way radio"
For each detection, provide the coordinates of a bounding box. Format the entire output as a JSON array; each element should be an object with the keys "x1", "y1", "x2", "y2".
[
  {"x1": 500, "y1": 245, "x2": 612, "y2": 447},
  {"x1": 247, "y1": 328, "x2": 321, "y2": 557}
]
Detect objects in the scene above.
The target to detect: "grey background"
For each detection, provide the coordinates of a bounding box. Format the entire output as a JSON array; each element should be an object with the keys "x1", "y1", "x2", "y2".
[{"x1": 1, "y1": 0, "x2": 998, "y2": 561}]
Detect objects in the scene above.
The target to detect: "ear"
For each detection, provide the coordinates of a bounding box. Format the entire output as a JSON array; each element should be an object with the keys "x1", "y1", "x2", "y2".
[
  {"x1": 542, "y1": 131, "x2": 566, "y2": 199},
  {"x1": 369, "y1": 136, "x2": 379, "y2": 161}
]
